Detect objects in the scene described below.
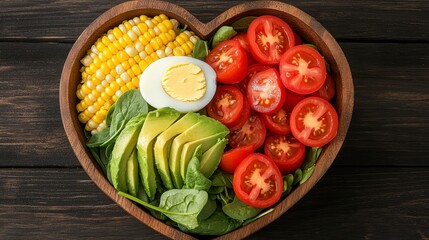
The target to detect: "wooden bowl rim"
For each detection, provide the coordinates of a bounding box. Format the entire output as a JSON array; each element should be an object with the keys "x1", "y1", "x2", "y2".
[{"x1": 59, "y1": 0, "x2": 354, "y2": 239}]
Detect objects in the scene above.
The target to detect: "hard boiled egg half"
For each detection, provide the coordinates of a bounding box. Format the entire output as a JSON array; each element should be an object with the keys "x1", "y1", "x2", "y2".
[{"x1": 139, "y1": 56, "x2": 216, "y2": 113}]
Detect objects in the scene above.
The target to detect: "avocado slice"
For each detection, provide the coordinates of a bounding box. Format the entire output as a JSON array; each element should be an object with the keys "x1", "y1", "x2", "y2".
[
  {"x1": 126, "y1": 149, "x2": 139, "y2": 196},
  {"x1": 180, "y1": 131, "x2": 229, "y2": 181},
  {"x1": 137, "y1": 107, "x2": 181, "y2": 200},
  {"x1": 110, "y1": 114, "x2": 146, "y2": 192},
  {"x1": 153, "y1": 112, "x2": 202, "y2": 189},
  {"x1": 169, "y1": 116, "x2": 229, "y2": 188},
  {"x1": 200, "y1": 138, "x2": 228, "y2": 178}
]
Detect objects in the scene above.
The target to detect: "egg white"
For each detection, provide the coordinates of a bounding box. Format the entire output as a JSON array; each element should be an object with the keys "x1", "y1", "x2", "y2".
[{"x1": 139, "y1": 56, "x2": 217, "y2": 113}]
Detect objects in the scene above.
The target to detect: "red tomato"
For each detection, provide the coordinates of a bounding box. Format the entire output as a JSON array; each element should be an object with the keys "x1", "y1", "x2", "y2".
[
  {"x1": 264, "y1": 134, "x2": 305, "y2": 174},
  {"x1": 284, "y1": 89, "x2": 306, "y2": 112},
  {"x1": 310, "y1": 73, "x2": 336, "y2": 101},
  {"x1": 290, "y1": 96, "x2": 338, "y2": 147},
  {"x1": 228, "y1": 113, "x2": 266, "y2": 150},
  {"x1": 233, "y1": 153, "x2": 283, "y2": 208},
  {"x1": 279, "y1": 45, "x2": 327, "y2": 94},
  {"x1": 206, "y1": 85, "x2": 244, "y2": 128},
  {"x1": 229, "y1": 98, "x2": 251, "y2": 131},
  {"x1": 219, "y1": 145, "x2": 254, "y2": 174},
  {"x1": 236, "y1": 63, "x2": 271, "y2": 93},
  {"x1": 261, "y1": 106, "x2": 291, "y2": 135},
  {"x1": 247, "y1": 68, "x2": 286, "y2": 114},
  {"x1": 293, "y1": 31, "x2": 303, "y2": 45},
  {"x1": 231, "y1": 32, "x2": 256, "y2": 64},
  {"x1": 247, "y1": 15, "x2": 295, "y2": 65},
  {"x1": 206, "y1": 40, "x2": 248, "y2": 84}
]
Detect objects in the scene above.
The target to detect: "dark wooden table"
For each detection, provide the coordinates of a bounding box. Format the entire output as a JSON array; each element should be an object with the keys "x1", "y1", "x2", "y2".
[{"x1": 1, "y1": 1, "x2": 428, "y2": 239}]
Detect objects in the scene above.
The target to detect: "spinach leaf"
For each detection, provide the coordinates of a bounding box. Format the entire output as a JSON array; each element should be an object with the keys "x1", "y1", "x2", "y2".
[
  {"x1": 243, "y1": 208, "x2": 275, "y2": 226},
  {"x1": 192, "y1": 39, "x2": 209, "y2": 60},
  {"x1": 185, "y1": 146, "x2": 211, "y2": 191},
  {"x1": 106, "y1": 90, "x2": 148, "y2": 145},
  {"x1": 158, "y1": 189, "x2": 209, "y2": 230},
  {"x1": 210, "y1": 170, "x2": 233, "y2": 188},
  {"x1": 212, "y1": 26, "x2": 237, "y2": 48},
  {"x1": 300, "y1": 147, "x2": 322, "y2": 184},
  {"x1": 86, "y1": 128, "x2": 110, "y2": 148},
  {"x1": 222, "y1": 196, "x2": 262, "y2": 221},
  {"x1": 179, "y1": 207, "x2": 241, "y2": 235},
  {"x1": 87, "y1": 90, "x2": 148, "y2": 148},
  {"x1": 231, "y1": 16, "x2": 257, "y2": 31},
  {"x1": 106, "y1": 102, "x2": 116, "y2": 126}
]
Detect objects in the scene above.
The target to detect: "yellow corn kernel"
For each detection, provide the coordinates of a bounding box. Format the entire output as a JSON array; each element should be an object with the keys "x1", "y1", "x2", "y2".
[
  {"x1": 131, "y1": 65, "x2": 142, "y2": 76},
  {"x1": 173, "y1": 47, "x2": 185, "y2": 56},
  {"x1": 181, "y1": 43, "x2": 192, "y2": 55},
  {"x1": 123, "y1": 34, "x2": 133, "y2": 45},
  {"x1": 116, "y1": 78, "x2": 126, "y2": 87},
  {"x1": 113, "y1": 40, "x2": 124, "y2": 50},
  {"x1": 96, "y1": 42, "x2": 106, "y2": 52},
  {"x1": 126, "y1": 69, "x2": 135, "y2": 78},
  {"x1": 108, "y1": 43, "x2": 119, "y2": 55},
  {"x1": 153, "y1": 15, "x2": 162, "y2": 24},
  {"x1": 126, "y1": 81, "x2": 135, "y2": 90},
  {"x1": 112, "y1": 27, "x2": 123, "y2": 39},
  {"x1": 131, "y1": 77, "x2": 140, "y2": 87},
  {"x1": 139, "y1": 15, "x2": 148, "y2": 22},
  {"x1": 120, "y1": 85, "x2": 129, "y2": 93},
  {"x1": 148, "y1": 28, "x2": 156, "y2": 38},
  {"x1": 138, "y1": 60, "x2": 148, "y2": 70},
  {"x1": 123, "y1": 21, "x2": 133, "y2": 31},
  {"x1": 78, "y1": 112, "x2": 90, "y2": 123},
  {"x1": 121, "y1": 61, "x2": 131, "y2": 71},
  {"x1": 118, "y1": 51, "x2": 129, "y2": 62},
  {"x1": 118, "y1": 37, "x2": 128, "y2": 48}
]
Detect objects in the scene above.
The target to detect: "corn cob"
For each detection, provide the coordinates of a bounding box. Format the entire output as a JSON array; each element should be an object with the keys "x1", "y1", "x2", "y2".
[{"x1": 76, "y1": 14, "x2": 199, "y2": 135}]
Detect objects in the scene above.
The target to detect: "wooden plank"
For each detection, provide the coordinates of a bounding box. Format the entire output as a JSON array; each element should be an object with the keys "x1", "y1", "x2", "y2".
[
  {"x1": 0, "y1": 167, "x2": 427, "y2": 239},
  {"x1": 0, "y1": 0, "x2": 428, "y2": 42},
  {"x1": 0, "y1": 41, "x2": 428, "y2": 167}
]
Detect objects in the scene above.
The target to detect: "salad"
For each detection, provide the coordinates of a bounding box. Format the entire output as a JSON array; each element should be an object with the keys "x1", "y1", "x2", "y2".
[{"x1": 76, "y1": 13, "x2": 338, "y2": 235}]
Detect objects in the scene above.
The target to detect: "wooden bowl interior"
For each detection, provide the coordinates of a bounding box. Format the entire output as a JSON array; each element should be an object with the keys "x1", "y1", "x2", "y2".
[{"x1": 60, "y1": 1, "x2": 353, "y2": 239}]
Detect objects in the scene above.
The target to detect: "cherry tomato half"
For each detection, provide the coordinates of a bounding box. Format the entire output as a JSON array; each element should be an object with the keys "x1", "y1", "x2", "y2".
[
  {"x1": 206, "y1": 85, "x2": 244, "y2": 128},
  {"x1": 264, "y1": 134, "x2": 305, "y2": 174},
  {"x1": 284, "y1": 89, "x2": 306, "y2": 112},
  {"x1": 310, "y1": 73, "x2": 336, "y2": 101},
  {"x1": 229, "y1": 98, "x2": 251, "y2": 131},
  {"x1": 290, "y1": 96, "x2": 338, "y2": 147},
  {"x1": 247, "y1": 68, "x2": 286, "y2": 114},
  {"x1": 236, "y1": 63, "x2": 271, "y2": 93},
  {"x1": 247, "y1": 15, "x2": 295, "y2": 65},
  {"x1": 231, "y1": 32, "x2": 257, "y2": 64},
  {"x1": 219, "y1": 145, "x2": 254, "y2": 174},
  {"x1": 228, "y1": 113, "x2": 266, "y2": 150},
  {"x1": 261, "y1": 106, "x2": 291, "y2": 135},
  {"x1": 233, "y1": 153, "x2": 283, "y2": 208},
  {"x1": 206, "y1": 40, "x2": 248, "y2": 84},
  {"x1": 279, "y1": 45, "x2": 327, "y2": 94}
]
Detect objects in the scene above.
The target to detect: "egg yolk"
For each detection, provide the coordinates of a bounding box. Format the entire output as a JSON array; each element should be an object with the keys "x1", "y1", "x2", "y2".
[{"x1": 161, "y1": 62, "x2": 207, "y2": 102}]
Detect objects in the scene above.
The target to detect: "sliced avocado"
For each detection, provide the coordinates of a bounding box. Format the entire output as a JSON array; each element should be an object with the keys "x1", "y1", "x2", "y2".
[
  {"x1": 126, "y1": 149, "x2": 139, "y2": 196},
  {"x1": 153, "y1": 112, "x2": 201, "y2": 189},
  {"x1": 109, "y1": 114, "x2": 146, "y2": 192},
  {"x1": 169, "y1": 116, "x2": 229, "y2": 188},
  {"x1": 180, "y1": 131, "x2": 229, "y2": 181},
  {"x1": 200, "y1": 138, "x2": 228, "y2": 178},
  {"x1": 137, "y1": 107, "x2": 181, "y2": 200}
]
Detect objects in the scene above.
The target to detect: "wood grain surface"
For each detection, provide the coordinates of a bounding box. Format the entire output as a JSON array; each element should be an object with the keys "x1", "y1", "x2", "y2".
[{"x1": 0, "y1": 0, "x2": 428, "y2": 239}]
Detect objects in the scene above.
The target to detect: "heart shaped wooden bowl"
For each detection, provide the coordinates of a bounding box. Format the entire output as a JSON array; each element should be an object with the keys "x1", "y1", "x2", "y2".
[{"x1": 60, "y1": 0, "x2": 354, "y2": 239}]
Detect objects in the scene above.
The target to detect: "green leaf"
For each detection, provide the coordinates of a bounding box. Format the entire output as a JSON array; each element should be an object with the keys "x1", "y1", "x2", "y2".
[
  {"x1": 179, "y1": 207, "x2": 241, "y2": 235},
  {"x1": 192, "y1": 39, "x2": 209, "y2": 60},
  {"x1": 212, "y1": 26, "x2": 237, "y2": 48},
  {"x1": 299, "y1": 147, "x2": 323, "y2": 184},
  {"x1": 293, "y1": 168, "x2": 303, "y2": 185},
  {"x1": 222, "y1": 196, "x2": 262, "y2": 221},
  {"x1": 231, "y1": 16, "x2": 257, "y2": 31},
  {"x1": 185, "y1": 146, "x2": 212, "y2": 191},
  {"x1": 242, "y1": 208, "x2": 274, "y2": 226},
  {"x1": 106, "y1": 102, "x2": 116, "y2": 126},
  {"x1": 159, "y1": 189, "x2": 210, "y2": 230}
]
